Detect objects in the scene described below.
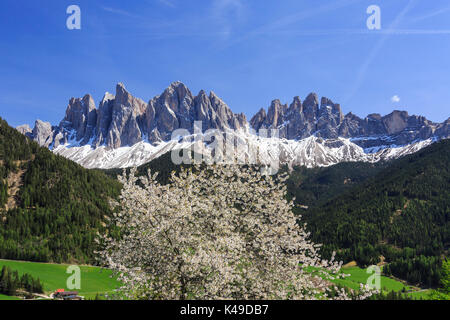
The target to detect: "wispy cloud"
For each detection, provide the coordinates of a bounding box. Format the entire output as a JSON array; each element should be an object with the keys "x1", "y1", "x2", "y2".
[
  {"x1": 101, "y1": 6, "x2": 139, "y2": 18},
  {"x1": 222, "y1": 28, "x2": 450, "y2": 37},
  {"x1": 97, "y1": 2, "x2": 450, "y2": 40},
  {"x1": 211, "y1": 0, "x2": 245, "y2": 39},
  {"x1": 411, "y1": 5, "x2": 450, "y2": 22},
  {"x1": 345, "y1": 0, "x2": 418, "y2": 103},
  {"x1": 391, "y1": 95, "x2": 401, "y2": 103},
  {"x1": 223, "y1": 0, "x2": 361, "y2": 48},
  {"x1": 158, "y1": 0, "x2": 176, "y2": 8},
  {"x1": 369, "y1": 29, "x2": 450, "y2": 35},
  {"x1": 252, "y1": 0, "x2": 360, "y2": 33}
]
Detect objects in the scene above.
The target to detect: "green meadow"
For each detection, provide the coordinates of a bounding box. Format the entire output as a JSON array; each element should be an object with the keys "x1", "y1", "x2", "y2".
[
  {"x1": 333, "y1": 266, "x2": 410, "y2": 291},
  {"x1": 333, "y1": 266, "x2": 431, "y2": 299},
  {"x1": 0, "y1": 293, "x2": 21, "y2": 300},
  {"x1": 0, "y1": 259, "x2": 121, "y2": 299},
  {"x1": 407, "y1": 290, "x2": 432, "y2": 299},
  {"x1": 0, "y1": 260, "x2": 432, "y2": 300}
]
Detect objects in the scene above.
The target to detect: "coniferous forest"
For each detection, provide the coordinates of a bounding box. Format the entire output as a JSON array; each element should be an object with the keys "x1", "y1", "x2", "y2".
[
  {"x1": 0, "y1": 117, "x2": 122, "y2": 263},
  {"x1": 107, "y1": 140, "x2": 450, "y2": 287},
  {"x1": 295, "y1": 140, "x2": 450, "y2": 287},
  {"x1": 0, "y1": 265, "x2": 43, "y2": 296},
  {"x1": 1, "y1": 116, "x2": 449, "y2": 289}
]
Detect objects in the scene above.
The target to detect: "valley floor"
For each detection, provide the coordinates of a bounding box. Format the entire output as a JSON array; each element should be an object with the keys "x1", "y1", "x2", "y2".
[
  {"x1": 0, "y1": 259, "x2": 120, "y2": 300},
  {"x1": 0, "y1": 259, "x2": 432, "y2": 300},
  {"x1": 333, "y1": 266, "x2": 432, "y2": 299}
]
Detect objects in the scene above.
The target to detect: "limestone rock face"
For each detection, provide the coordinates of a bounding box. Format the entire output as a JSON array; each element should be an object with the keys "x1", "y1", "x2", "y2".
[
  {"x1": 27, "y1": 82, "x2": 449, "y2": 158},
  {"x1": 382, "y1": 110, "x2": 409, "y2": 135},
  {"x1": 209, "y1": 91, "x2": 247, "y2": 130},
  {"x1": 250, "y1": 93, "x2": 448, "y2": 148},
  {"x1": 316, "y1": 97, "x2": 343, "y2": 139},
  {"x1": 302, "y1": 93, "x2": 319, "y2": 124},
  {"x1": 32, "y1": 120, "x2": 54, "y2": 147},
  {"x1": 94, "y1": 92, "x2": 115, "y2": 147},
  {"x1": 61, "y1": 94, "x2": 97, "y2": 143},
  {"x1": 249, "y1": 93, "x2": 344, "y2": 140},
  {"x1": 250, "y1": 108, "x2": 267, "y2": 131},
  {"x1": 339, "y1": 112, "x2": 366, "y2": 137},
  {"x1": 106, "y1": 83, "x2": 147, "y2": 148},
  {"x1": 16, "y1": 124, "x2": 32, "y2": 136},
  {"x1": 145, "y1": 82, "x2": 247, "y2": 143},
  {"x1": 435, "y1": 118, "x2": 450, "y2": 139},
  {"x1": 30, "y1": 82, "x2": 249, "y2": 148}
]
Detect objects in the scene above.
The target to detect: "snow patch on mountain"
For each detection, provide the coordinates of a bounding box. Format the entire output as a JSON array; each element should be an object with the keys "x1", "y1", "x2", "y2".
[
  {"x1": 51, "y1": 130, "x2": 436, "y2": 170},
  {"x1": 21, "y1": 82, "x2": 449, "y2": 170}
]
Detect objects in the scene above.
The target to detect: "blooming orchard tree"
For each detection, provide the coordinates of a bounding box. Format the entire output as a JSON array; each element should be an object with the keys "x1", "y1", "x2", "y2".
[{"x1": 98, "y1": 165, "x2": 373, "y2": 300}]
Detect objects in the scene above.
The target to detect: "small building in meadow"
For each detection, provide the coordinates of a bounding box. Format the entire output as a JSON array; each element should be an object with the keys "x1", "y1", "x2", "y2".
[{"x1": 53, "y1": 290, "x2": 82, "y2": 300}]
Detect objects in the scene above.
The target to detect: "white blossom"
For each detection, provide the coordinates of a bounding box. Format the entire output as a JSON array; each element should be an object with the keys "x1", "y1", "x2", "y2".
[{"x1": 97, "y1": 165, "x2": 374, "y2": 300}]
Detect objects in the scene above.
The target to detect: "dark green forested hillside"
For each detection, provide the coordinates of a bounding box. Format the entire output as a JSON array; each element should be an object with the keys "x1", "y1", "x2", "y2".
[
  {"x1": 0, "y1": 117, "x2": 122, "y2": 264},
  {"x1": 0, "y1": 265, "x2": 43, "y2": 297},
  {"x1": 0, "y1": 119, "x2": 39, "y2": 208},
  {"x1": 2, "y1": 111, "x2": 448, "y2": 288},
  {"x1": 285, "y1": 161, "x2": 385, "y2": 207},
  {"x1": 107, "y1": 151, "x2": 385, "y2": 208},
  {"x1": 110, "y1": 141, "x2": 449, "y2": 287},
  {"x1": 302, "y1": 139, "x2": 450, "y2": 287},
  {"x1": 105, "y1": 150, "x2": 197, "y2": 184}
]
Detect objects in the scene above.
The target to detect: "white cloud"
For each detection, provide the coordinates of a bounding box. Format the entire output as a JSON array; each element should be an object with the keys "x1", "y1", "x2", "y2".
[
  {"x1": 211, "y1": 0, "x2": 245, "y2": 38},
  {"x1": 411, "y1": 6, "x2": 450, "y2": 22},
  {"x1": 391, "y1": 95, "x2": 401, "y2": 103},
  {"x1": 101, "y1": 6, "x2": 137, "y2": 18},
  {"x1": 158, "y1": 0, "x2": 176, "y2": 8},
  {"x1": 344, "y1": 0, "x2": 417, "y2": 104}
]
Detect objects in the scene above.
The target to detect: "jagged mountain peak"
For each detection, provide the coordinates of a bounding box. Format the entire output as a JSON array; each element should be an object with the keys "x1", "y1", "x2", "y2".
[
  {"x1": 32, "y1": 119, "x2": 53, "y2": 147},
  {"x1": 115, "y1": 82, "x2": 128, "y2": 96},
  {"x1": 304, "y1": 92, "x2": 319, "y2": 105},
  {"x1": 291, "y1": 96, "x2": 302, "y2": 106},
  {"x1": 248, "y1": 90, "x2": 449, "y2": 145},
  {"x1": 163, "y1": 81, "x2": 193, "y2": 99},
  {"x1": 26, "y1": 82, "x2": 449, "y2": 169},
  {"x1": 102, "y1": 91, "x2": 115, "y2": 102},
  {"x1": 30, "y1": 82, "x2": 248, "y2": 149},
  {"x1": 367, "y1": 113, "x2": 382, "y2": 120},
  {"x1": 169, "y1": 80, "x2": 187, "y2": 89},
  {"x1": 16, "y1": 124, "x2": 32, "y2": 136}
]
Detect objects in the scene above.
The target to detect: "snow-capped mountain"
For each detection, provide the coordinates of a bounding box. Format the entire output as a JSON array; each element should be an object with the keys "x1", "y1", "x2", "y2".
[{"x1": 21, "y1": 82, "x2": 450, "y2": 169}]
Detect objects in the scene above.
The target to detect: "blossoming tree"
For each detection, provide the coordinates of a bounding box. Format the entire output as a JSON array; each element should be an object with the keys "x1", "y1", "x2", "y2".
[{"x1": 98, "y1": 165, "x2": 372, "y2": 300}]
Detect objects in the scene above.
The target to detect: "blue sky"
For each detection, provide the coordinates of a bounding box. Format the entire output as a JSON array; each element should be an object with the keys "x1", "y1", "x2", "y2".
[{"x1": 1, "y1": 0, "x2": 449, "y2": 128}]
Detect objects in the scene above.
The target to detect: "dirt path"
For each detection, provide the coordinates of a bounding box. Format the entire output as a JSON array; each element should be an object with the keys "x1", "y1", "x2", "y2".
[
  {"x1": 34, "y1": 293, "x2": 53, "y2": 300},
  {"x1": 4, "y1": 161, "x2": 28, "y2": 211}
]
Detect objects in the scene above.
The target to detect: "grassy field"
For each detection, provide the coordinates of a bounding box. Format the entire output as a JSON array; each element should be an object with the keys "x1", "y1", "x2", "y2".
[
  {"x1": 0, "y1": 259, "x2": 121, "y2": 300},
  {"x1": 333, "y1": 266, "x2": 410, "y2": 291},
  {"x1": 333, "y1": 266, "x2": 433, "y2": 299},
  {"x1": 408, "y1": 290, "x2": 432, "y2": 299},
  {"x1": 0, "y1": 260, "x2": 433, "y2": 300},
  {"x1": 0, "y1": 293, "x2": 21, "y2": 300}
]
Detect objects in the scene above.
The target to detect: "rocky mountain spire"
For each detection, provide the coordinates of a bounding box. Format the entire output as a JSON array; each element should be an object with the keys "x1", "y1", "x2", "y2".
[
  {"x1": 32, "y1": 120, "x2": 54, "y2": 147},
  {"x1": 16, "y1": 124, "x2": 32, "y2": 136},
  {"x1": 94, "y1": 92, "x2": 115, "y2": 147},
  {"x1": 29, "y1": 82, "x2": 249, "y2": 149},
  {"x1": 249, "y1": 92, "x2": 448, "y2": 147},
  {"x1": 27, "y1": 82, "x2": 449, "y2": 154},
  {"x1": 106, "y1": 83, "x2": 147, "y2": 148}
]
